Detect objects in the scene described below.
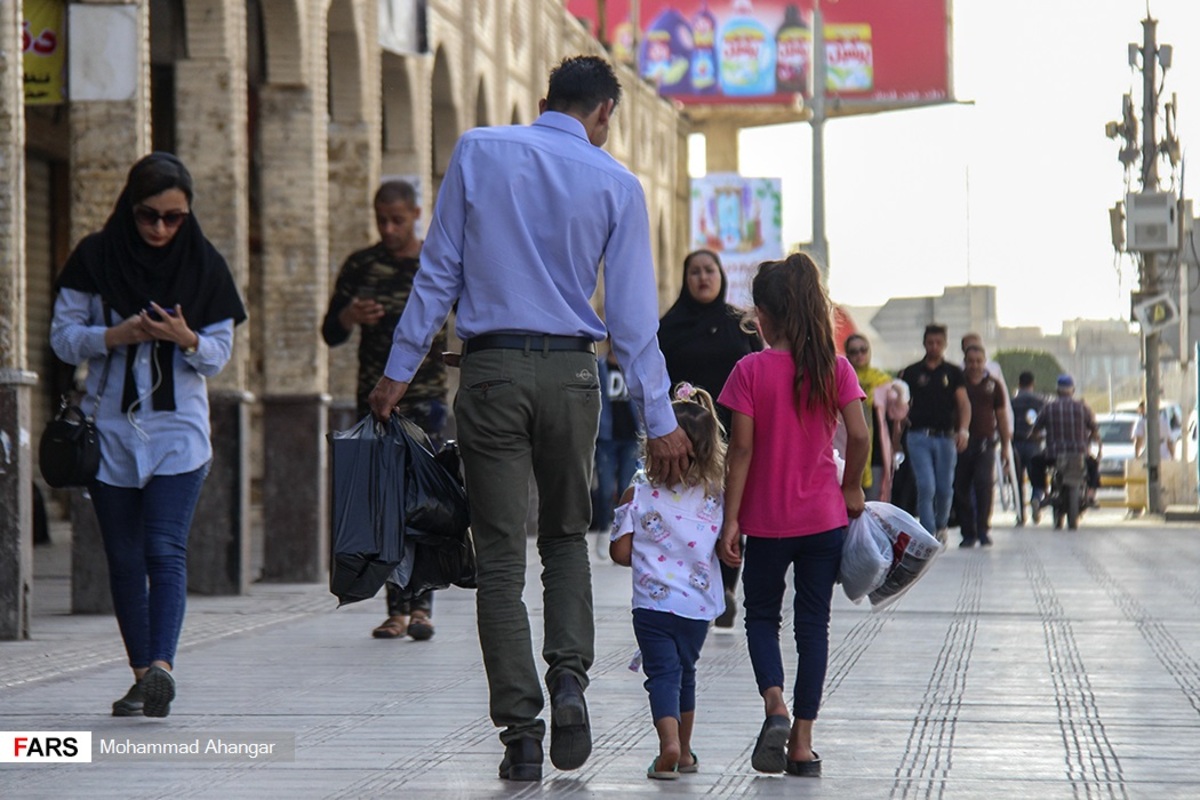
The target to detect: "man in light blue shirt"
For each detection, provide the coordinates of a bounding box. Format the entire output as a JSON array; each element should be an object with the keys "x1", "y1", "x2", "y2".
[{"x1": 368, "y1": 56, "x2": 690, "y2": 781}]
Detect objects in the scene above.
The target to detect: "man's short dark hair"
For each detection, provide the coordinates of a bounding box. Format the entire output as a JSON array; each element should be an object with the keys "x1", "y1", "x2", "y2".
[
  {"x1": 545, "y1": 55, "x2": 622, "y2": 115},
  {"x1": 1019, "y1": 371, "x2": 1035, "y2": 388},
  {"x1": 375, "y1": 180, "x2": 417, "y2": 208},
  {"x1": 923, "y1": 324, "x2": 947, "y2": 342}
]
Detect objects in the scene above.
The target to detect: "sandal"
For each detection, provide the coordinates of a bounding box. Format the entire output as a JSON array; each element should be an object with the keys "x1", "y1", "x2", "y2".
[
  {"x1": 407, "y1": 611, "x2": 435, "y2": 641},
  {"x1": 372, "y1": 615, "x2": 408, "y2": 639},
  {"x1": 646, "y1": 757, "x2": 680, "y2": 780},
  {"x1": 785, "y1": 751, "x2": 822, "y2": 777},
  {"x1": 679, "y1": 751, "x2": 699, "y2": 774}
]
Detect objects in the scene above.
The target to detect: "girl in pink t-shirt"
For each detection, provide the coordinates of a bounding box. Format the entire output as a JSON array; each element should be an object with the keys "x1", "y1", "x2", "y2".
[{"x1": 717, "y1": 252, "x2": 869, "y2": 778}]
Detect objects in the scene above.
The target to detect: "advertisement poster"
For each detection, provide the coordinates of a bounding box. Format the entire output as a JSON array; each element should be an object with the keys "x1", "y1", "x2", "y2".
[
  {"x1": 23, "y1": 0, "x2": 66, "y2": 104},
  {"x1": 691, "y1": 174, "x2": 782, "y2": 308},
  {"x1": 565, "y1": 0, "x2": 950, "y2": 108}
]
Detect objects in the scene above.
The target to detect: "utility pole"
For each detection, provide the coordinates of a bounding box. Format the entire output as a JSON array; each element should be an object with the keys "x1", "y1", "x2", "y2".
[
  {"x1": 810, "y1": 1, "x2": 829, "y2": 281},
  {"x1": 1140, "y1": 16, "x2": 1166, "y2": 513}
]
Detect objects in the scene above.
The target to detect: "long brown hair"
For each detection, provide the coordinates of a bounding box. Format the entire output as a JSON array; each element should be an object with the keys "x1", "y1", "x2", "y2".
[{"x1": 751, "y1": 252, "x2": 838, "y2": 421}]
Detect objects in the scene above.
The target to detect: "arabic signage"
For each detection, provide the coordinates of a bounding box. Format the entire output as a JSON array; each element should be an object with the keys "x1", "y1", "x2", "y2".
[
  {"x1": 23, "y1": 0, "x2": 65, "y2": 104},
  {"x1": 691, "y1": 173, "x2": 783, "y2": 308},
  {"x1": 565, "y1": 0, "x2": 950, "y2": 108}
]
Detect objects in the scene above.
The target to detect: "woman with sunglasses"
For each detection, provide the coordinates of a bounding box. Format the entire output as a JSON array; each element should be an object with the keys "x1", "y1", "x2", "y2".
[
  {"x1": 50, "y1": 153, "x2": 246, "y2": 718},
  {"x1": 843, "y1": 334, "x2": 900, "y2": 502}
]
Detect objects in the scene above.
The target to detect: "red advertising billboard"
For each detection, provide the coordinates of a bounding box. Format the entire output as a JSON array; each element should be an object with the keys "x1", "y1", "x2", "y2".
[{"x1": 566, "y1": 0, "x2": 951, "y2": 109}]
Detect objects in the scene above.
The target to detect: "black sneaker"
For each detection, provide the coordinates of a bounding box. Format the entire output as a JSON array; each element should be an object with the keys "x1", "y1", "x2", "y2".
[
  {"x1": 112, "y1": 682, "x2": 143, "y2": 717},
  {"x1": 714, "y1": 590, "x2": 737, "y2": 629},
  {"x1": 499, "y1": 737, "x2": 543, "y2": 781},
  {"x1": 548, "y1": 674, "x2": 591, "y2": 770},
  {"x1": 141, "y1": 666, "x2": 175, "y2": 718}
]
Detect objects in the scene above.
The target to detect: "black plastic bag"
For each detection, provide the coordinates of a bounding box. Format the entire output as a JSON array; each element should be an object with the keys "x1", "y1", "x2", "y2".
[
  {"x1": 329, "y1": 415, "x2": 408, "y2": 605},
  {"x1": 329, "y1": 415, "x2": 474, "y2": 606}
]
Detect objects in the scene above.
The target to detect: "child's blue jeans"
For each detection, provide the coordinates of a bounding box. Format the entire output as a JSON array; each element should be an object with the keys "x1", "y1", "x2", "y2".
[
  {"x1": 632, "y1": 608, "x2": 710, "y2": 722},
  {"x1": 742, "y1": 527, "x2": 845, "y2": 720}
]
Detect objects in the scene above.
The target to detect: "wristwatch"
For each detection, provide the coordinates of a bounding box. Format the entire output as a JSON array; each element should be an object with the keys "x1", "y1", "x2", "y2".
[{"x1": 182, "y1": 336, "x2": 199, "y2": 356}]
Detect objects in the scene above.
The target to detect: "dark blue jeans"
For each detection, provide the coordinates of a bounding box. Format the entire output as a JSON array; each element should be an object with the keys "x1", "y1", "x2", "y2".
[
  {"x1": 89, "y1": 463, "x2": 210, "y2": 669},
  {"x1": 742, "y1": 528, "x2": 845, "y2": 720},
  {"x1": 591, "y1": 438, "x2": 640, "y2": 531},
  {"x1": 632, "y1": 608, "x2": 710, "y2": 722}
]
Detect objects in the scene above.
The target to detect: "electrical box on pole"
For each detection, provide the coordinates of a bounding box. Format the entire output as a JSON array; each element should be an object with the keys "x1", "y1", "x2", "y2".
[{"x1": 1126, "y1": 191, "x2": 1179, "y2": 251}]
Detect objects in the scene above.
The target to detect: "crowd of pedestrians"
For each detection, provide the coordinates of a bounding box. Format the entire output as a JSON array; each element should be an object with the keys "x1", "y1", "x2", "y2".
[{"x1": 49, "y1": 52, "x2": 1133, "y2": 786}]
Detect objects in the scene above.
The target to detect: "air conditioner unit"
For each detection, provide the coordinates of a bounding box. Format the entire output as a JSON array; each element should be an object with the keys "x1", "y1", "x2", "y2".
[{"x1": 1126, "y1": 191, "x2": 1179, "y2": 252}]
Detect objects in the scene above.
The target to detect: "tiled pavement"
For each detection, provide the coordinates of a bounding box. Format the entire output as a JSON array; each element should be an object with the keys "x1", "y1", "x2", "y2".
[{"x1": 2, "y1": 507, "x2": 1199, "y2": 798}]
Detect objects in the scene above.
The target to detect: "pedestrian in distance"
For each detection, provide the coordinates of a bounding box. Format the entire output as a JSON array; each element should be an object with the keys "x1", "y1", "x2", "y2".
[
  {"x1": 953, "y1": 344, "x2": 1011, "y2": 547},
  {"x1": 897, "y1": 324, "x2": 971, "y2": 540},
  {"x1": 322, "y1": 179, "x2": 447, "y2": 642},
  {"x1": 609, "y1": 383, "x2": 726, "y2": 780},
  {"x1": 717, "y1": 252, "x2": 869, "y2": 777},
  {"x1": 1011, "y1": 371, "x2": 1046, "y2": 524},
  {"x1": 50, "y1": 152, "x2": 247, "y2": 718},
  {"x1": 657, "y1": 248, "x2": 762, "y2": 630},
  {"x1": 367, "y1": 55, "x2": 692, "y2": 782},
  {"x1": 844, "y1": 332, "x2": 896, "y2": 502}
]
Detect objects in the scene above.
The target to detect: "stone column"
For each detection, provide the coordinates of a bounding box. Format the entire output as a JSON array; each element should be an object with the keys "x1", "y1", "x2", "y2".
[
  {"x1": 258, "y1": 77, "x2": 332, "y2": 582},
  {"x1": 174, "y1": 0, "x2": 252, "y2": 595},
  {"x1": 0, "y1": 0, "x2": 31, "y2": 639},
  {"x1": 67, "y1": 0, "x2": 150, "y2": 611}
]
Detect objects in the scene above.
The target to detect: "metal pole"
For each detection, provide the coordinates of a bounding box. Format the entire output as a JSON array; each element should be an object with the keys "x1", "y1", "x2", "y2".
[
  {"x1": 810, "y1": 3, "x2": 829, "y2": 281},
  {"x1": 1142, "y1": 15, "x2": 1165, "y2": 513}
]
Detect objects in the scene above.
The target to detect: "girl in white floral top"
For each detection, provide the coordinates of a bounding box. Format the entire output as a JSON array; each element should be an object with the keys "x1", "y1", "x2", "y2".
[{"x1": 610, "y1": 384, "x2": 726, "y2": 780}]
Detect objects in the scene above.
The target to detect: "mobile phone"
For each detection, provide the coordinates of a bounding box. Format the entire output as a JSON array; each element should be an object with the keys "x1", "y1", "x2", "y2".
[{"x1": 145, "y1": 305, "x2": 176, "y2": 322}]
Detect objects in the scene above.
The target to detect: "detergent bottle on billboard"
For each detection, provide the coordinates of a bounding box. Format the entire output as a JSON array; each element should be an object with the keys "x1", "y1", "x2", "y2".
[
  {"x1": 775, "y1": 4, "x2": 810, "y2": 94},
  {"x1": 689, "y1": 1, "x2": 719, "y2": 95},
  {"x1": 639, "y1": 8, "x2": 693, "y2": 95},
  {"x1": 718, "y1": 0, "x2": 775, "y2": 97}
]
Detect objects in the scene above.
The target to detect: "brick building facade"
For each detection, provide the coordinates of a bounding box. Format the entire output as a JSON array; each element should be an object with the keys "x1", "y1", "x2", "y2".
[{"x1": 0, "y1": 0, "x2": 690, "y2": 637}]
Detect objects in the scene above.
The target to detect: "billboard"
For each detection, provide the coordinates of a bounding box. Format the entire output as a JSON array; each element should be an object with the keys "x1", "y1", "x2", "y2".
[
  {"x1": 23, "y1": 0, "x2": 66, "y2": 105},
  {"x1": 566, "y1": 0, "x2": 950, "y2": 109},
  {"x1": 691, "y1": 174, "x2": 783, "y2": 308}
]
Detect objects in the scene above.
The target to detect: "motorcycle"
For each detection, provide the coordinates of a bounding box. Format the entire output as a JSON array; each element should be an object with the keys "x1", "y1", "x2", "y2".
[{"x1": 1044, "y1": 453, "x2": 1088, "y2": 530}]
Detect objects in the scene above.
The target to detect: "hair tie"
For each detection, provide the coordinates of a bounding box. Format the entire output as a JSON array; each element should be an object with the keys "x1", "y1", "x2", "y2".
[{"x1": 674, "y1": 382, "x2": 697, "y2": 402}]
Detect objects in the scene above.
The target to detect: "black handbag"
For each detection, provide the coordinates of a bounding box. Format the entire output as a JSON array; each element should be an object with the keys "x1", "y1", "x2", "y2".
[{"x1": 39, "y1": 354, "x2": 112, "y2": 488}]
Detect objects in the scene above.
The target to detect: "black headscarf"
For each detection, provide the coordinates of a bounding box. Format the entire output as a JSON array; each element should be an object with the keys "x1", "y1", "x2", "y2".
[
  {"x1": 56, "y1": 152, "x2": 247, "y2": 412},
  {"x1": 657, "y1": 252, "x2": 762, "y2": 431}
]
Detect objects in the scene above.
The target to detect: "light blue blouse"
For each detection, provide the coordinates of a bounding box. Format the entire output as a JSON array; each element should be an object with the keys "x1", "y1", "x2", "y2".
[{"x1": 50, "y1": 287, "x2": 235, "y2": 488}]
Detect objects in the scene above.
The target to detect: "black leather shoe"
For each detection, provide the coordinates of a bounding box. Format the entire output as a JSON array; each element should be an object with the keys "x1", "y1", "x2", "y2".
[
  {"x1": 498, "y1": 737, "x2": 543, "y2": 781},
  {"x1": 549, "y1": 674, "x2": 591, "y2": 771},
  {"x1": 112, "y1": 682, "x2": 143, "y2": 717},
  {"x1": 141, "y1": 666, "x2": 175, "y2": 718}
]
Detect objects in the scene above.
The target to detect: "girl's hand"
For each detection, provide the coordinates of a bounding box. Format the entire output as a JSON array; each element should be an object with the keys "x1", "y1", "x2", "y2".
[
  {"x1": 843, "y1": 484, "x2": 866, "y2": 519},
  {"x1": 718, "y1": 521, "x2": 742, "y2": 567},
  {"x1": 141, "y1": 302, "x2": 199, "y2": 350}
]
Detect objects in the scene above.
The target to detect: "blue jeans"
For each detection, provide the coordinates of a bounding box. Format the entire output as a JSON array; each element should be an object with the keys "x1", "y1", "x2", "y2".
[
  {"x1": 742, "y1": 528, "x2": 845, "y2": 720},
  {"x1": 591, "y1": 438, "x2": 640, "y2": 531},
  {"x1": 89, "y1": 463, "x2": 210, "y2": 669},
  {"x1": 906, "y1": 431, "x2": 958, "y2": 533},
  {"x1": 632, "y1": 608, "x2": 709, "y2": 722}
]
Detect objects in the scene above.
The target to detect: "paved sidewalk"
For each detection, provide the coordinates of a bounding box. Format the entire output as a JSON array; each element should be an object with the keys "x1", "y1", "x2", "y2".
[{"x1": 2, "y1": 508, "x2": 1200, "y2": 799}]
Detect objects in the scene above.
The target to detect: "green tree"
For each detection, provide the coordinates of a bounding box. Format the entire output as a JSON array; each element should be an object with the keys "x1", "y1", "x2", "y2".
[{"x1": 994, "y1": 350, "x2": 1064, "y2": 397}]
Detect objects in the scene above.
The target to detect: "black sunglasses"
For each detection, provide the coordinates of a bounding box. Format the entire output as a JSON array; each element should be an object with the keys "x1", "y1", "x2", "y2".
[{"x1": 134, "y1": 207, "x2": 190, "y2": 228}]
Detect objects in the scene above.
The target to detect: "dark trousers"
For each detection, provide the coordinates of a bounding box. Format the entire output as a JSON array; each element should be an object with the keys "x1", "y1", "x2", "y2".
[
  {"x1": 90, "y1": 463, "x2": 210, "y2": 668},
  {"x1": 954, "y1": 439, "x2": 995, "y2": 543},
  {"x1": 742, "y1": 528, "x2": 845, "y2": 720},
  {"x1": 1013, "y1": 440, "x2": 1044, "y2": 518},
  {"x1": 632, "y1": 608, "x2": 709, "y2": 722}
]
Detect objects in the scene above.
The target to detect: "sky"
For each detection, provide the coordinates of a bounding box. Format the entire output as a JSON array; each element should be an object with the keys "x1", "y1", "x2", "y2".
[{"x1": 689, "y1": 0, "x2": 1200, "y2": 334}]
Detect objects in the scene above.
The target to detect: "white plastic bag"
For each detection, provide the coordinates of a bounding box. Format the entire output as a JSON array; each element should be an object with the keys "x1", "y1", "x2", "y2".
[
  {"x1": 839, "y1": 513, "x2": 891, "y2": 603},
  {"x1": 847, "y1": 502, "x2": 943, "y2": 609}
]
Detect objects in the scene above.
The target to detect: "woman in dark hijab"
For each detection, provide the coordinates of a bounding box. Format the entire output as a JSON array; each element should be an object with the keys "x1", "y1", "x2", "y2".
[
  {"x1": 50, "y1": 153, "x2": 246, "y2": 718},
  {"x1": 657, "y1": 249, "x2": 761, "y2": 628}
]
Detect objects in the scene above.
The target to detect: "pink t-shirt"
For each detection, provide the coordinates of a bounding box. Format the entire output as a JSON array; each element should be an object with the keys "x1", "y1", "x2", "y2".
[{"x1": 718, "y1": 351, "x2": 865, "y2": 538}]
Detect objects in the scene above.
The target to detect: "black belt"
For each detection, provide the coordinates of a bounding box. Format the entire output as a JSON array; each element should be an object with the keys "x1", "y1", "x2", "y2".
[
  {"x1": 464, "y1": 334, "x2": 596, "y2": 355},
  {"x1": 911, "y1": 428, "x2": 955, "y2": 438}
]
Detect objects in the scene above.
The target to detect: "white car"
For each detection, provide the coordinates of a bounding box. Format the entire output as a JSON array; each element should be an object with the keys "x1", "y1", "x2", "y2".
[{"x1": 1096, "y1": 412, "x2": 1139, "y2": 477}]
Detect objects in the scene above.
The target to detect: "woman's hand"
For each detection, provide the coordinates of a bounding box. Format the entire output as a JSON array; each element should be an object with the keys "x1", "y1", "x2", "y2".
[
  {"x1": 105, "y1": 313, "x2": 155, "y2": 349},
  {"x1": 141, "y1": 302, "x2": 199, "y2": 350},
  {"x1": 718, "y1": 520, "x2": 742, "y2": 568}
]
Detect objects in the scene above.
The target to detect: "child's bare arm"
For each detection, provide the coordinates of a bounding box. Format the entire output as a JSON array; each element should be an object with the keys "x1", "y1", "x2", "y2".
[{"x1": 608, "y1": 485, "x2": 637, "y2": 566}]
